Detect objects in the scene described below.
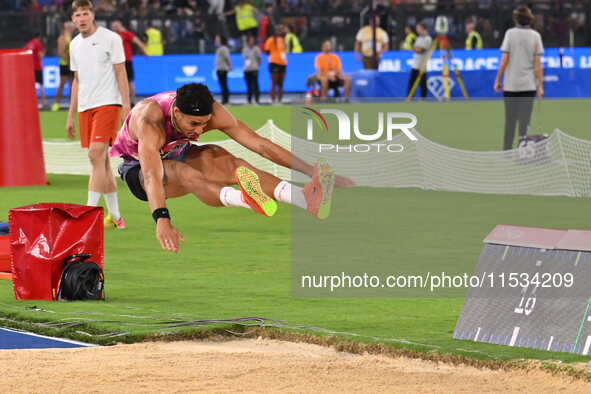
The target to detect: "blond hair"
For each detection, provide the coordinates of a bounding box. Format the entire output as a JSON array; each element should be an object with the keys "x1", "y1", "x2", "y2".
[{"x1": 72, "y1": 0, "x2": 94, "y2": 12}]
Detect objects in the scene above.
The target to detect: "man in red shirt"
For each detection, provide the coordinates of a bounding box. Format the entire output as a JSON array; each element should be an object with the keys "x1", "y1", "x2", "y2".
[
  {"x1": 23, "y1": 31, "x2": 48, "y2": 109},
  {"x1": 111, "y1": 20, "x2": 149, "y2": 106}
]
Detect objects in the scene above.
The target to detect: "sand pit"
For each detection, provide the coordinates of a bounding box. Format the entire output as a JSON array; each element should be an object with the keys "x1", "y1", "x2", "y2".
[{"x1": 1, "y1": 337, "x2": 590, "y2": 392}]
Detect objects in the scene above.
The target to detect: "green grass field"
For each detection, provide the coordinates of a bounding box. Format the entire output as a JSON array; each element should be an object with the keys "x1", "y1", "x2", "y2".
[{"x1": 1, "y1": 99, "x2": 591, "y2": 366}]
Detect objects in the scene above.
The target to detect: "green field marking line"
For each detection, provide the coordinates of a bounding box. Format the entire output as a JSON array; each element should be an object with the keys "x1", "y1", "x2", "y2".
[{"x1": 573, "y1": 297, "x2": 591, "y2": 351}]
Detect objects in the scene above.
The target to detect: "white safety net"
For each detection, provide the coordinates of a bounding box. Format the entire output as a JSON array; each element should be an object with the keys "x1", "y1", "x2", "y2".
[{"x1": 42, "y1": 120, "x2": 591, "y2": 197}]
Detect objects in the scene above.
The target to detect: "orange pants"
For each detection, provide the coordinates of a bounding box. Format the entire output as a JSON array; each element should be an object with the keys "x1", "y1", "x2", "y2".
[{"x1": 78, "y1": 105, "x2": 121, "y2": 148}]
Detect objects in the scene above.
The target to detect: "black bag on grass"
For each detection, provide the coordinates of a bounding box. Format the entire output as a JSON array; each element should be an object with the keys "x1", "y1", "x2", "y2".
[{"x1": 57, "y1": 254, "x2": 105, "y2": 301}]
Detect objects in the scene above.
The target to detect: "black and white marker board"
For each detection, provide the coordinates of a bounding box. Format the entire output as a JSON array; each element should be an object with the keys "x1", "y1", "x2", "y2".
[{"x1": 454, "y1": 225, "x2": 591, "y2": 355}]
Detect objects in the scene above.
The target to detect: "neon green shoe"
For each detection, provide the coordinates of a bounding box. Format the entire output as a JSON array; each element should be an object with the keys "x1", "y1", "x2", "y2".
[
  {"x1": 51, "y1": 103, "x2": 60, "y2": 112},
  {"x1": 104, "y1": 213, "x2": 125, "y2": 229},
  {"x1": 303, "y1": 159, "x2": 335, "y2": 220},
  {"x1": 235, "y1": 167, "x2": 277, "y2": 217}
]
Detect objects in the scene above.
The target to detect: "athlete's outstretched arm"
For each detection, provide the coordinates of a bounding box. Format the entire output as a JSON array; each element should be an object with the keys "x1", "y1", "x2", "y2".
[
  {"x1": 211, "y1": 103, "x2": 355, "y2": 187},
  {"x1": 132, "y1": 102, "x2": 184, "y2": 252}
]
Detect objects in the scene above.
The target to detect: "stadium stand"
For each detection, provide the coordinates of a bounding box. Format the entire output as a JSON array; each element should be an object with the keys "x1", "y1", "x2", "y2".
[{"x1": 1, "y1": 1, "x2": 590, "y2": 56}]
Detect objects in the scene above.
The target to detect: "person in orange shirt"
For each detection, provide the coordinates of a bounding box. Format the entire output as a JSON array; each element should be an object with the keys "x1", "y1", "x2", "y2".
[
  {"x1": 314, "y1": 39, "x2": 351, "y2": 99},
  {"x1": 264, "y1": 25, "x2": 287, "y2": 104}
]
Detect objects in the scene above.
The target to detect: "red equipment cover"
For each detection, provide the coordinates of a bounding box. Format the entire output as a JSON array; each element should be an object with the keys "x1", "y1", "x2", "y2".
[{"x1": 8, "y1": 203, "x2": 104, "y2": 300}]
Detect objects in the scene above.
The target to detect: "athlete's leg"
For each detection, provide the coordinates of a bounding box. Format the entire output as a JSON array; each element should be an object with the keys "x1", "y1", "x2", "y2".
[
  {"x1": 152, "y1": 159, "x2": 226, "y2": 206},
  {"x1": 142, "y1": 159, "x2": 273, "y2": 215},
  {"x1": 183, "y1": 144, "x2": 282, "y2": 197},
  {"x1": 182, "y1": 145, "x2": 333, "y2": 219}
]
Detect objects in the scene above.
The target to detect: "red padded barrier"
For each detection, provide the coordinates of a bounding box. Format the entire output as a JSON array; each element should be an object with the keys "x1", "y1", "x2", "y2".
[{"x1": 0, "y1": 49, "x2": 47, "y2": 187}]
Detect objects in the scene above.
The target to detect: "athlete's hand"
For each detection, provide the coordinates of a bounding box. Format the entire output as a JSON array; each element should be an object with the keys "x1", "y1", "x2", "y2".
[
  {"x1": 335, "y1": 174, "x2": 355, "y2": 188},
  {"x1": 537, "y1": 85, "x2": 544, "y2": 98},
  {"x1": 66, "y1": 117, "x2": 76, "y2": 140},
  {"x1": 156, "y1": 219, "x2": 185, "y2": 252}
]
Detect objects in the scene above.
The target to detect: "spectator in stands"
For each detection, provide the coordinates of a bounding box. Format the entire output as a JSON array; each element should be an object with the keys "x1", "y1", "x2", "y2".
[
  {"x1": 402, "y1": 25, "x2": 417, "y2": 50},
  {"x1": 215, "y1": 35, "x2": 231, "y2": 104},
  {"x1": 208, "y1": 0, "x2": 225, "y2": 18},
  {"x1": 243, "y1": 35, "x2": 261, "y2": 104},
  {"x1": 354, "y1": 15, "x2": 389, "y2": 70},
  {"x1": 258, "y1": 2, "x2": 276, "y2": 49},
  {"x1": 314, "y1": 39, "x2": 350, "y2": 99},
  {"x1": 285, "y1": 24, "x2": 303, "y2": 53},
  {"x1": 264, "y1": 24, "x2": 287, "y2": 104},
  {"x1": 144, "y1": 21, "x2": 164, "y2": 55},
  {"x1": 225, "y1": 0, "x2": 259, "y2": 41},
  {"x1": 112, "y1": 20, "x2": 150, "y2": 107},
  {"x1": 23, "y1": 31, "x2": 48, "y2": 109},
  {"x1": 407, "y1": 22, "x2": 432, "y2": 99},
  {"x1": 465, "y1": 21, "x2": 483, "y2": 50},
  {"x1": 494, "y1": 5, "x2": 544, "y2": 150},
  {"x1": 94, "y1": 0, "x2": 114, "y2": 13},
  {"x1": 52, "y1": 21, "x2": 75, "y2": 112}
]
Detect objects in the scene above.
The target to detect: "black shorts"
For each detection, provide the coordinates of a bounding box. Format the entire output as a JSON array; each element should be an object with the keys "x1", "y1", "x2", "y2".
[
  {"x1": 125, "y1": 61, "x2": 134, "y2": 81},
  {"x1": 34, "y1": 70, "x2": 43, "y2": 84},
  {"x1": 59, "y1": 65, "x2": 73, "y2": 78},
  {"x1": 328, "y1": 78, "x2": 342, "y2": 89},
  {"x1": 118, "y1": 143, "x2": 192, "y2": 202},
  {"x1": 120, "y1": 164, "x2": 147, "y2": 201},
  {"x1": 269, "y1": 63, "x2": 286, "y2": 74}
]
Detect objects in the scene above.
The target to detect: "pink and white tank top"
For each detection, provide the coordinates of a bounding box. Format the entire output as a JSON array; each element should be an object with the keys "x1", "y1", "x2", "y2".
[{"x1": 110, "y1": 91, "x2": 192, "y2": 161}]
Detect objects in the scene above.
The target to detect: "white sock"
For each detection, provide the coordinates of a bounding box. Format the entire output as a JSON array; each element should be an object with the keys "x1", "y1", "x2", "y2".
[
  {"x1": 220, "y1": 187, "x2": 251, "y2": 209},
  {"x1": 274, "y1": 181, "x2": 307, "y2": 210},
  {"x1": 87, "y1": 191, "x2": 101, "y2": 207},
  {"x1": 104, "y1": 192, "x2": 121, "y2": 220}
]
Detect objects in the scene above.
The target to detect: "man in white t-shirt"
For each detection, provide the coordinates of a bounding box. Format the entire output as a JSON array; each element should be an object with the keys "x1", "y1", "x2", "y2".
[{"x1": 66, "y1": 0, "x2": 130, "y2": 228}]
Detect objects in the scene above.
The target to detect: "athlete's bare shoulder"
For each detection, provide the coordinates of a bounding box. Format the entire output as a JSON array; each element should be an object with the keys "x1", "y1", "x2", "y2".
[
  {"x1": 129, "y1": 99, "x2": 166, "y2": 140},
  {"x1": 205, "y1": 101, "x2": 239, "y2": 132},
  {"x1": 133, "y1": 99, "x2": 165, "y2": 123}
]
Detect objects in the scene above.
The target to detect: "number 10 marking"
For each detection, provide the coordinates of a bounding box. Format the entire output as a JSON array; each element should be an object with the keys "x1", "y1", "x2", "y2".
[{"x1": 515, "y1": 285, "x2": 537, "y2": 316}]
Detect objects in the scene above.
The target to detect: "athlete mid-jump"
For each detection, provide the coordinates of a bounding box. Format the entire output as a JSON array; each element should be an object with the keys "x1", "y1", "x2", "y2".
[{"x1": 110, "y1": 83, "x2": 354, "y2": 252}]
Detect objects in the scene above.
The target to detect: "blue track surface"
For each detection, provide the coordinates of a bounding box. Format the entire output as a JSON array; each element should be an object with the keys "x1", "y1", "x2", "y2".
[{"x1": 0, "y1": 327, "x2": 94, "y2": 349}]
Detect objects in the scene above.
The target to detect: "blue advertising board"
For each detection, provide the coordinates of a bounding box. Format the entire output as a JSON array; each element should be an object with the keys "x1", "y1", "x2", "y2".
[{"x1": 38, "y1": 47, "x2": 591, "y2": 99}]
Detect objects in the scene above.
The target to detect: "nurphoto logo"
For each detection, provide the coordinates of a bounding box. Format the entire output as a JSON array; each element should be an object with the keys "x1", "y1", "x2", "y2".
[{"x1": 302, "y1": 107, "x2": 417, "y2": 153}]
